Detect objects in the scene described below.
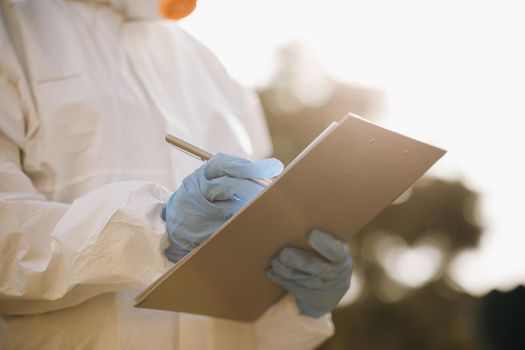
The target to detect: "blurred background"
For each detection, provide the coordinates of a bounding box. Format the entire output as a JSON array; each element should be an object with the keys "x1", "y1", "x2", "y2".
[{"x1": 179, "y1": 1, "x2": 525, "y2": 348}]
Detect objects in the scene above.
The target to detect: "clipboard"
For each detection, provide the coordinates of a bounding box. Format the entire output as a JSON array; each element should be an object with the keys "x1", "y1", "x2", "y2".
[{"x1": 134, "y1": 113, "x2": 446, "y2": 322}]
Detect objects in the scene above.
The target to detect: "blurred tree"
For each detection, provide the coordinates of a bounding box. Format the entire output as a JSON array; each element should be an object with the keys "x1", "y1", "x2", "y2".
[
  {"x1": 320, "y1": 178, "x2": 484, "y2": 350},
  {"x1": 328, "y1": 283, "x2": 485, "y2": 350},
  {"x1": 257, "y1": 43, "x2": 490, "y2": 349},
  {"x1": 258, "y1": 42, "x2": 386, "y2": 165}
]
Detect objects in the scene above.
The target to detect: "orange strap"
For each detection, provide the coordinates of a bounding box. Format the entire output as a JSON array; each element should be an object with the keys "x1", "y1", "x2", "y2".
[{"x1": 160, "y1": 0, "x2": 197, "y2": 20}]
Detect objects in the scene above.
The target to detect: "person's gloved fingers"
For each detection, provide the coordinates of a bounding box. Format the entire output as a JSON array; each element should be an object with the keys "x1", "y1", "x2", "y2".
[
  {"x1": 267, "y1": 269, "x2": 324, "y2": 290},
  {"x1": 308, "y1": 229, "x2": 351, "y2": 264},
  {"x1": 200, "y1": 176, "x2": 264, "y2": 202},
  {"x1": 272, "y1": 256, "x2": 350, "y2": 289},
  {"x1": 176, "y1": 176, "x2": 244, "y2": 219},
  {"x1": 277, "y1": 247, "x2": 340, "y2": 280},
  {"x1": 205, "y1": 153, "x2": 283, "y2": 180},
  {"x1": 206, "y1": 199, "x2": 244, "y2": 219},
  {"x1": 164, "y1": 241, "x2": 192, "y2": 263},
  {"x1": 270, "y1": 258, "x2": 325, "y2": 288},
  {"x1": 244, "y1": 157, "x2": 284, "y2": 179},
  {"x1": 267, "y1": 268, "x2": 291, "y2": 288},
  {"x1": 203, "y1": 153, "x2": 249, "y2": 179}
]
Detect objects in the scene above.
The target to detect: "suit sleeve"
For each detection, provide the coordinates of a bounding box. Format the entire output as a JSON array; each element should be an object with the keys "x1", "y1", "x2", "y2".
[
  {"x1": 0, "y1": 70, "x2": 173, "y2": 316},
  {"x1": 253, "y1": 294, "x2": 335, "y2": 350}
]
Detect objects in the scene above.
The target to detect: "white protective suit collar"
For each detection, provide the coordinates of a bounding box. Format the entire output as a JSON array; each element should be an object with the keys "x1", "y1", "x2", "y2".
[{"x1": 74, "y1": 0, "x2": 163, "y2": 19}]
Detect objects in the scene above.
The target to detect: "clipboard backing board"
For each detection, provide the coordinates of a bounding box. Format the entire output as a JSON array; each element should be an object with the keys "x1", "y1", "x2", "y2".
[{"x1": 134, "y1": 113, "x2": 446, "y2": 322}]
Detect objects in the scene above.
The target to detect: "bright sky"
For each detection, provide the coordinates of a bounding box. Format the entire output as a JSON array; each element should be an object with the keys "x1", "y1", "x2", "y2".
[{"x1": 180, "y1": 0, "x2": 525, "y2": 296}]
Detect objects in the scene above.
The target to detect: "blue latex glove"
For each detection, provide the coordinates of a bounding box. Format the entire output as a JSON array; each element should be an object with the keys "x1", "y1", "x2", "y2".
[
  {"x1": 163, "y1": 152, "x2": 283, "y2": 262},
  {"x1": 267, "y1": 230, "x2": 353, "y2": 318}
]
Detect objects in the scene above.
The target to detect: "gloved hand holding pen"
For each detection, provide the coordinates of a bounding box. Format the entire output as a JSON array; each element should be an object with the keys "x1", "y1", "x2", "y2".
[{"x1": 162, "y1": 153, "x2": 283, "y2": 262}]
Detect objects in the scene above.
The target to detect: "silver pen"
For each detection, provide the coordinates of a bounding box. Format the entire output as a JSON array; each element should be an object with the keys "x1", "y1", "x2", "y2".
[{"x1": 165, "y1": 134, "x2": 272, "y2": 187}]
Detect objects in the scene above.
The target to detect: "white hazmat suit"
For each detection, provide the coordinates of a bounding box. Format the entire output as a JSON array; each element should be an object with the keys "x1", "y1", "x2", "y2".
[{"x1": 0, "y1": 0, "x2": 334, "y2": 348}]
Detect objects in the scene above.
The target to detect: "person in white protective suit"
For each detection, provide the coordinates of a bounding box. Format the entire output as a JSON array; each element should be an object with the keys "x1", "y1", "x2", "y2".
[{"x1": 0, "y1": 0, "x2": 353, "y2": 349}]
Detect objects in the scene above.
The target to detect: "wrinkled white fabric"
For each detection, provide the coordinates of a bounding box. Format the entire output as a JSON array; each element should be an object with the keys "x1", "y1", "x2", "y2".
[
  {"x1": 0, "y1": 0, "x2": 334, "y2": 349},
  {"x1": 107, "y1": 0, "x2": 163, "y2": 19}
]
